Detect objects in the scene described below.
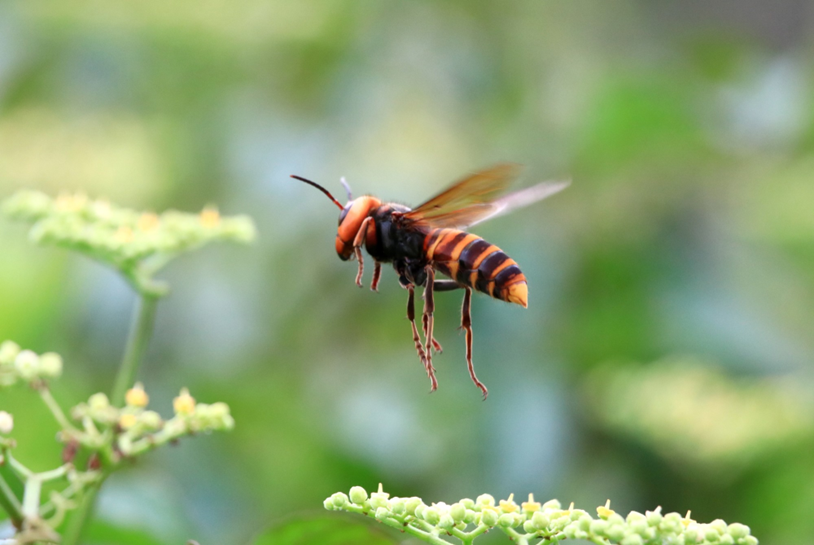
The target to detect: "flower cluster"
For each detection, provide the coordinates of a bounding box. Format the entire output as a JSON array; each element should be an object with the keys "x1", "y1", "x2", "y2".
[
  {"x1": 584, "y1": 357, "x2": 814, "y2": 474},
  {"x1": 2, "y1": 190, "x2": 256, "y2": 296},
  {"x1": 70, "y1": 385, "x2": 234, "y2": 459},
  {"x1": 0, "y1": 340, "x2": 63, "y2": 386},
  {"x1": 324, "y1": 485, "x2": 758, "y2": 545}
]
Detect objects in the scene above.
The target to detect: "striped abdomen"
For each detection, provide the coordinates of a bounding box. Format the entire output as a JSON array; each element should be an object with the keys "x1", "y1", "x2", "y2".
[{"x1": 424, "y1": 228, "x2": 528, "y2": 307}]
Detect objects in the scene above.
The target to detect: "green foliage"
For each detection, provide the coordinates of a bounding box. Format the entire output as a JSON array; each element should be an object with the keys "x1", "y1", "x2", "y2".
[{"x1": 252, "y1": 516, "x2": 398, "y2": 545}]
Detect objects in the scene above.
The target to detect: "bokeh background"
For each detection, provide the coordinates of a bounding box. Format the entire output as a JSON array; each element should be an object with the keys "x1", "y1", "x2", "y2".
[{"x1": 2, "y1": 1, "x2": 814, "y2": 544}]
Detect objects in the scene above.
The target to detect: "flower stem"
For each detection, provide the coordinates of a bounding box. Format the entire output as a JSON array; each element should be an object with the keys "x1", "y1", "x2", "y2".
[
  {"x1": 38, "y1": 386, "x2": 78, "y2": 433},
  {"x1": 0, "y1": 472, "x2": 23, "y2": 530},
  {"x1": 65, "y1": 292, "x2": 159, "y2": 544},
  {"x1": 111, "y1": 294, "x2": 159, "y2": 407}
]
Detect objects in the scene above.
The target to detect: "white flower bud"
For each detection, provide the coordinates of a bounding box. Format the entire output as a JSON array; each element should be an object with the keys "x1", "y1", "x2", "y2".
[
  {"x1": 0, "y1": 341, "x2": 21, "y2": 365},
  {"x1": 39, "y1": 352, "x2": 63, "y2": 378},
  {"x1": 0, "y1": 411, "x2": 13, "y2": 434},
  {"x1": 14, "y1": 350, "x2": 40, "y2": 380}
]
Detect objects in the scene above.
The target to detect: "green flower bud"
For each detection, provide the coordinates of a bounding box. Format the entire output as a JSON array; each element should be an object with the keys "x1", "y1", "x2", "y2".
[
  {"x1": 531, "y1": 511, "x2": 550, "y2": 530},
  {"x1": 590, "y1": 519, "x2": 609, "y2": 536},
  {"x1": 390, "y1": 498, "x2": 406, "y2": 515},
  {"x1": 646, "y1": 508, "x2": 663, "y2": 527},
  {"x1": 684, "y1": 527, "x2": 700, "y2": 544},
  {"x1": 523, "y1": 520, "x2": 536, "y2": 533},
  {"x1": 0, "y1": 341, "x2": 21, "y2": 365},
  {"x1": 349, "y1": 486, "x2": 368, "y2": 505},
  {"x1": 438, "y1": 514, "x2": 454, "y2": 530},
  {"x1": 481, "y1": 509, "x2": 498, "y2": 527},
  {"x1": 626, "y1": 511, "x2": 646, "y2": 524},
  {"x1": 571, "y1": 508, "x2": 589, "y2": 521},
  {"x1": 710, "y1": 519, "x2": 728, "y2": 535},
  {"x1": 629, "y1": 520, "x2": 649, "y2": 536},
  {"x1": 370, "y1": 494, "x2": 389, "y2": 510},
  {"x1": 423, "y1": 506, "x2": 440, "y2": 525},
  {"x1": 563, "y1": 524, "x2": 579, "y2": 540},
  {"x1": 89, "y1": 393, "x2": 110, "y2": 411},
  {"x1": 542, "y1": 499, "x2": 561, "y2": 510},
  {"x1": 463, "y1": 509, "x2": 477, "y2": 524},
  {"x1": 14, "y1": 350, "x2": 40, "y2": 380},
  {"x1": 139, "y1": 410, "x2": 163, "y2": 430},
  {"x1": 375, "y1": 507, "x2": 389, "y2": 521},
  {"x1": 0, "y1": 411, "x2": 13, "y2": 434},
  {"x1": 498, "y1": 513, "x2": 521, "y2": 528},
  {"x1": 720, "y1": 534, "x2": 735, "y2": 545},
  {"x1": 323, "y1": 498, "x2": 333, "y2": 510},
  {"x1": 450, "y1": 503, "x2": 466, "y2": 523},
  {"x1": 577, "y1": 514, "x2": 592, "y2": 532},
  {"x1": 741, "y1": 536, "x2": 758, "y2": 545},
  {"x1": 460, "y1": 498, "x2": 475, "y2": 509},
  {"x1": 705, "y1": 528, "x2": 721, "y2": 542},
  {"x1": 405, "y1": 497, "x2": 422, "y2": 516},
  {"x1": 477, "y1": 494, "x2": 495, "y2": 508},
  {"x1": 728, "y1": 524, "x2": 750, "y2": 539},
  {"x1": 332, "y1": 493, "x2": 348, "y2": 508},
  {"x1": 606, "y1": 523, "x2": 625, "y2": 541},
  {"x1": 39, "y1": 352, "x2": 63, "y2": 378},
  {"x1": 621, "y1": 535, "x2": 644, "y2": 545},
  {"x1": 415, "y1": 503, "x2": 426, "y2": 519}
]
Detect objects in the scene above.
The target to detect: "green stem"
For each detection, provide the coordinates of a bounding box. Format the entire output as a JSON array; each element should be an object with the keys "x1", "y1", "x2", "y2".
[
  {"x1": 38, "y1": 386, "x2": 79, "y2": 433},
  {"x1": 0, "y1": 471, "x2": 23, "y2": 530},
  {"x1": 64, "y1": 292, "x2": 159, "y2": 544},
  {"x1": 111, "y1": 294, "x2": 158, "y2": 407}
]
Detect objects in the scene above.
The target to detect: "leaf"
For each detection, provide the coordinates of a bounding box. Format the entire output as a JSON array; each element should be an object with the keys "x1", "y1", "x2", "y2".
[
  {"x1": 82, "y1": 520, "x2": 167, "y2": 545},
  {"x1": 251, "y1": 514, "x2": 400, "y2": 545}
]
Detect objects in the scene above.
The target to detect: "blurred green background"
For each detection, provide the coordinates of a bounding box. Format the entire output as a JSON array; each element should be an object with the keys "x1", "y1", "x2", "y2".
[{"x1": 2, "y1": 1, "x2": 814, "y2": 544}]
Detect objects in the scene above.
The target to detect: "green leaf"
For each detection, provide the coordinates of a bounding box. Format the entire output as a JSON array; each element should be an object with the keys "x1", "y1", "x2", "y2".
[
  {"x1": 252, "y1": 514, "x2": 399, "y2": 545},
  {"x1": 82, "y1": 520, "x2": 167, "y2": 545}
]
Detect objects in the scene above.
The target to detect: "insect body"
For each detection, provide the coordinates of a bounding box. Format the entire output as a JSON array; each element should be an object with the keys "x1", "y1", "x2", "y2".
[{"x1": 292, "y1": 164, "x2": 567, "y2": 398}]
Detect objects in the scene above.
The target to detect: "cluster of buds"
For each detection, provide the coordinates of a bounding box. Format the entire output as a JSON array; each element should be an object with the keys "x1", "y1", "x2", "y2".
[
  {"x1": 2, "y1": 190, "x2": 256, "y2": 296},
  {"x1": 0, "y1": 340, "x2": 63, "y2": 386},
  {"x1": 584, "y1": 358, "x2": 814, "y2": 473},
  {"x1": 70, "y1": 385, "x2": 234, "y2": 459},
  {"x1": 324, "y1": 485, "x2": 758, "y2": 545}
]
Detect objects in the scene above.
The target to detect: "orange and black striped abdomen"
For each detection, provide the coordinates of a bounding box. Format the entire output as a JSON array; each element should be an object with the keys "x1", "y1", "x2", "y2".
[{"x1": 424, "y1": 228, "x2": 528, "y2": 307}]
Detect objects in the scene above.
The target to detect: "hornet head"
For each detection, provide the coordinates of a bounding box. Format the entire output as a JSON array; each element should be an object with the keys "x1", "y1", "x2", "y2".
[{"x1": 291, "y1": 175, "x2": 381, "y2": 261}]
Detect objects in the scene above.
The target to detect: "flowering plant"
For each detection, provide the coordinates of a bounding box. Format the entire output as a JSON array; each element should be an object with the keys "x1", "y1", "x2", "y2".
[
  {"x1": 0, "y1": 191, "x2": 255, "y2": 544},
  {"x1": 324, "y1": 485, "x2": 759, "y2": 545}
]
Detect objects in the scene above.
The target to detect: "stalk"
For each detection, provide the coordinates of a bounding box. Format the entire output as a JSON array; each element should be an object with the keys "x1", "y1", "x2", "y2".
[{"x1": 63, "y1": 292, "x2": 158, "y2": 544}]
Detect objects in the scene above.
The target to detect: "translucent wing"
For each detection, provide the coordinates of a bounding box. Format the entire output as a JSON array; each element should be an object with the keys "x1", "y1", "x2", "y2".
[{"x1": 403, "y1": 163, "x2": 568, "y2": 229}]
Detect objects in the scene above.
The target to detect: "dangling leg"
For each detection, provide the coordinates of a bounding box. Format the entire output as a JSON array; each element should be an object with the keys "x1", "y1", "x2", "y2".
[
  {"x1": 407, "y1": 285, "x2": 436, "y2": 391},
  {"x1": 371, "y1": 261, "x2": 382, "y2": 292},
  {"x1": 422, "y1": 265, "x2": 437, "y2": 374},
  {"x1": 424, "y1": 279, "x2": 461, "y2": 354},
  {"x1": 461, "y1": 287, "x2": 487, "y2": 399},
  {"x1": 352, "y1": 217, "x2": 373, "y2": 287}
]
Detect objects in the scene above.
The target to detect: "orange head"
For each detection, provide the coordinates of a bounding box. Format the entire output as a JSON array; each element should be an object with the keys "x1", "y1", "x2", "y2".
[{"x1": 291, "y1": 175, "x2": 381, "y2": 261}]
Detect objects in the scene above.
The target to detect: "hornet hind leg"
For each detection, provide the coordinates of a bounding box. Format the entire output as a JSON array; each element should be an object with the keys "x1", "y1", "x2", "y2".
[
  {"x1": 461, "y1": 286, "x2": 487, "y2": 399},
  {"x1": 407, "y1": 284, "x2": 436, "y2": 392}
]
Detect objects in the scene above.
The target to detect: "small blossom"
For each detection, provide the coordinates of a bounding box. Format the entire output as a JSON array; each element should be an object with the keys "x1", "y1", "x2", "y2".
[
  {"x1": 0, "y1": 341, "x2": 21, "y2": 365},
  {"x1": 137, "y1": 212, "x2": 160, "y2": 231},
  {"x1": 118, "y1": 413, "x2": 138, "y2": 430},
  {"x1": 0, "y1": 411, "x2": 13, "y2": 434},
  {"x1": 200, "y1": 207, "x2": 220, "y2": 228},
  {"x1": 597, "y1": 499, "x2": 615, "y2": 519},
  {"x1": 39, "y1": 352, "x2": 63, "y2": 378},
  {"x1": 14, "y1": 349, "x2": 40, "y2": 380},
  {"x1": 499, "y1": 493, "x2": 519, "y2": 513},
  {"x1": 125, "y1": 382, "x2": 149, "y2": 408},
  {"x1": 173, "y1": 388, "x2": 196, "y2": 415},
  {"x1": 522, "y1": 493, "x2": 541, "y2": 513}
]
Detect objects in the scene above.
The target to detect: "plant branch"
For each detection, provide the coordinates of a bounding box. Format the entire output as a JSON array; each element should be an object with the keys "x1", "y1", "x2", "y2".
[
  {"x1": 37, "y1": 387, "x2": 78, "y2": 433},
  {"x1": 111, "y1": 294, "x2": 159, "y2": 407},
  {"x1": 0, "y1": 472, "x2": 23, "y2": 530}
]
